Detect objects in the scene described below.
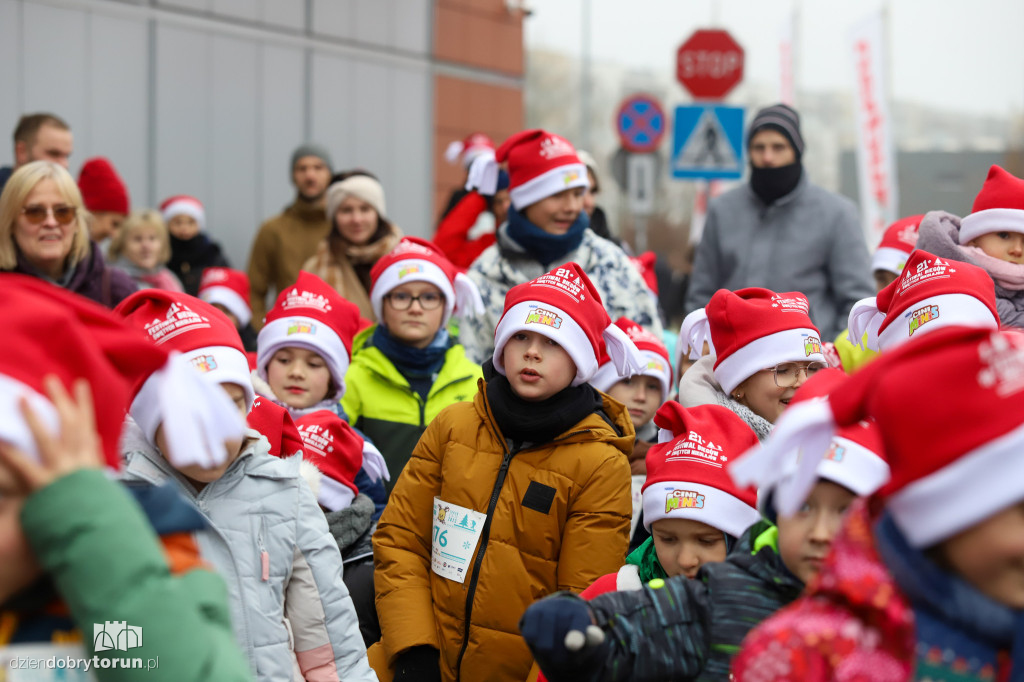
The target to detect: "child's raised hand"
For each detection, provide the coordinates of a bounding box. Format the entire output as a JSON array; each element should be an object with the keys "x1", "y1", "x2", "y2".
[{"x1": 0, "y1": 376, "x2": 104, "y2": 495}]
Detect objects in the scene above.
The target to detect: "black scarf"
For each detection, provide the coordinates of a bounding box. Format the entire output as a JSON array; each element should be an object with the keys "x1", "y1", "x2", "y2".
[
  {"x1": 749, "y1": 162, "x2": 803, "y2": 205},
  {"x1": 482, "y1": 360, "x2": 604, "y2": 447}
]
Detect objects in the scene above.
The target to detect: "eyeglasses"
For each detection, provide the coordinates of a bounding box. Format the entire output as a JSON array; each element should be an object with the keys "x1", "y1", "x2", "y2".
[
  {"x1": 21, "y1": 204, "x2": 77, "y2": 225},
  {"x1": 762, "y1": 361, "x2": 827, "y2": 388},
  {"x1": 385, "y1": 291, "x2": 444, "y2": 311}
]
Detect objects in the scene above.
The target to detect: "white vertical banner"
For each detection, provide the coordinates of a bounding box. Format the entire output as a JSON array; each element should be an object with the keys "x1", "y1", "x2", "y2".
[
  {"x1": 849, "y1": 10, "x2": 899, "y2": 245},
  {"x1": 778, "y1": 9, "x2": 796, "y2": 105}
]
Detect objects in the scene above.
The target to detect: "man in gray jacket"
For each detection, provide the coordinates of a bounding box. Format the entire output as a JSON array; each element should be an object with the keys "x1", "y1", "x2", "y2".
[{"x1": 685, "y1": 104, "x2": 873, "y2": 340}]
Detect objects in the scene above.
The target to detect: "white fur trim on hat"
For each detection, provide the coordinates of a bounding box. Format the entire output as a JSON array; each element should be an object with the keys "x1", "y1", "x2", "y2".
[
  {"x1": 509, "y1": 163, "x2": 589, "y2": 210},
  {"x1": 465, "y1": 152, "x2": 499, "y2": 194},
  {"x1": 642, "y1": 481, "x2": 761, "y2": 537},
  {"x1": 445, "y1": 140, "x2": 465, "y2": 164},
  {"x1": 889, "y1": 419, "x2": 1024, "y2": 548},
  {"x1": 200, "y1": 286, "x2": 252, "y2": 328},
  {"x1": 299, "y1": 458, "x2": 323, "y2": 500},
  {"x1": 161, "y1": 199, "x2": 205, "y2": 230},
  {"x1": 816, "y1": 435, "x2": 890, "y2": 497},
  {"x1": 714, "y1": 328, "x2": 826, "y2": 395},
  {"x1": 180, "y1": 345, "x2": 255, "y2": 409},
  {"x1": 317, "y1": 471, "x2": 357, "y2": 512},
  {"x1": 591, "y1": 349, "x2": 672, "y2": 402},
  {"x1": 0, "y1": 375, "x2": 59, "y2": 462},
  {"x1": 371, "y1": 259, "x2": 456, "y2": 324},
  {"x1": 129, "y1": 352, "x2": 248, "y2": 468},
  {"x1": 876, "y1": 293, "x2": 999, "y2": 352},
  {"x1": 256, "y1": 317, "x2": 350, "y2": 401},
  {"x1": 959, "y1": 208, "x2": 1024, "y2": 245},
  {"x1": 493, "y1": 300, "x2": 598, "y2": 386},
  {"x1": 848, "y1": 297, "x2": 884, "y2": 351},
  {"x1": 361, "y1": 440, "x2": 390, "y2": 483},
  {"x1": 871, "y1": 246, "x2": 912, "y2": 276}
]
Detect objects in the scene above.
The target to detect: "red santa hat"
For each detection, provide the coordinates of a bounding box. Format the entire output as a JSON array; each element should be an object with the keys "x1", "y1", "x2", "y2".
[
  {"x1": 675, "y1": 307, "x2": 715, "y2": 368},
  {"x1": 872, "y1": 214, "x2": 923, "y2": 276},
  {"x1": 198, "y1": 267, "x2": 252, "y2": 328},
  {"x1": 294, "y1": 410, "x2": 363, "y2": 511},
  {"x1": 959, "y1": 165, "x2": 1024, "y2": 244},
  {"x1": 847, "y1": 250, "x2": 999, "y2": 353},
  {"x1": 369, "y1": 237, "x2": 483, "y2": 327},
  {"x1": 465, "y1": 129, "x2": 589, "y2": 211},
  {"x1": 629, "y1": 252, "x2": 660, "y2": 296},
  {"x1": 77, "y1": 157, "x2": 129, "y2": 215},
  {"x1": 732, "y1": 326, "x2": 1024, "y2": 548},
  {"x1": 492, "y1": 263, "x2": 646, "y2": 386},
  {"x1": 444, "y1": 132, "x2": 495, "y2": 169},
  {"x1": 160, "y1": 194, "x2": 205, "y2": 230},
  {"x1": 591, "y1": 317, "x2": 673, "y2": 402},
  {"x1": 0, "y1": 274, "x2": 182, "y2": 469},
  {"x1": 116, "y1": 291, "x2": 255, "y2": 451},
  {"x1": 642, "y1": 403, "x2": 760, "y2": 537},
  {"x1": 256, "y1": 272, "x2": 362, "y2": 400},
  {"x1": 707, "y1": 288, "x2": 826, "y2": 395},
  {"x1": 247, "y1": 396, "x2": 303, "y2": 457}
]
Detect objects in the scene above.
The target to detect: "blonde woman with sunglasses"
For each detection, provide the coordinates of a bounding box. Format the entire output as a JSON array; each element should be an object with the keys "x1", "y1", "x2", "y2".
[{"x1": 0, "y1": 160, "x2": 136, "y2": 307}]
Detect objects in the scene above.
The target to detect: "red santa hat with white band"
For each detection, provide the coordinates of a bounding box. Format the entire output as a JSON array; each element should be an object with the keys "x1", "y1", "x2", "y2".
[
  {"x1": 465, "y1": 129, "x2": 589, "y2": 211},
  {"x1": 643, "y1": 403, "x2": 761, "y2": 537},
  {"x1": 445, "y1": 132, "x2": 495, "y2": 169},
  {"x1": 872, "y1": 214, "x2": 923, "y2": 276},
  {"x1": 294, "y1": 410, "x2": 364, "y2": 511},
  {"x1": 847, "y1": 250, "x2": 999, "y2": 353},
  {"x1": 369, "y1": 237, "x2": 483, "y2": 327},
  {"x1": 958, "y1": 165, "x2": 1024, "y2": 244},
  {"x1": 0, "y1": 275, "x2": 243, "y2": 470},
  {"x1": 256, "y1": 272, "x2": 362, "y2": 401},
  {"x1": 199, "y1": 267, "x2": 252, "y2": 328},
  {"x1": 591, "y1": 317, "x2": 673, "y2": 401},
  {"x1": 707, "y1": 288, "x2": 826, "y2": 395},
  {"x1": 160, "y1": 194, "x2": 205, "y2": 230},
  {"x1": 731, "y1": 326, "x2": 1024, "y2": 548},
  {"x1": 492, "y1": 263, "x2": 646, "y2": 386},
  {"x1": 116, "y1": 290, "x2": 254, "y2": 462}
]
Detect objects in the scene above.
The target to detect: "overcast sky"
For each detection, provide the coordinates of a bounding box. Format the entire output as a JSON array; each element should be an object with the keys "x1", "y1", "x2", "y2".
[{"x1": 524, "y1": 0, "x2": 1024, "y2": 118}]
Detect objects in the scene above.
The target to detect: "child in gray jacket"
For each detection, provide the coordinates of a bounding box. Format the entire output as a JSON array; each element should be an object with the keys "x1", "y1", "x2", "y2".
[{"x1": 115, "y1": 289, "x2": 378, "y2": 682}]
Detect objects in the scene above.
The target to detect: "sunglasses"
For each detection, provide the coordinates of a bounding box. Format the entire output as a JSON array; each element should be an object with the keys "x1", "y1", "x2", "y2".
[{"x1": 21, "y1": 204, "x2": 77, "y2": 225}]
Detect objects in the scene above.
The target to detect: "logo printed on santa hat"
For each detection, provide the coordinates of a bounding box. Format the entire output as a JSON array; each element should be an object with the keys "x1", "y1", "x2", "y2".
[
  {"x1": 897, "y1": 223, "x2": 918, "y2": 247},
  {"x1": 803, "y1": 335, "x2": 822, "y2": 356},
  {"x1": 825, "y1": 443, "x2": 846, "y2": 462},
  {"x1": 280, "y1": 287, "x2": 333, "y2": 313},
  {"x1": 144, "y1": 301, "x2": 211, "y2": 343},
  {"x1": 398, "y1": 265, "x2": 423, "y2": 279},
  {"x1": 898, "y1": 256, "x2": 955, "y2": 294},
  {"x1": 666, "y1": 489, "x2": 705, "y2": 512},
  {"x1": 770, "y1": 294, "x2": 810, "y2": 314},
  {"x1": 201, "y1": 268, "x2": 231, "y2": 286},
  {"x1": 525, "y1": 306, "x2": 563, "y2": 329},
  {"x1": 297, "y1": 422, "x2": 336, "y2": 458},
  {"x1": 539, "y1": 136, "x2": 576, "y2": 160},
  {"x1": 977, "y1": 333, "x2": 1024, "y2": 396},
  {"x1": 191, "y1": 354, "x2": 219, "y2": 373},
  {"x1": 668, "y1": 430, "x2": 727, "y2": 467},
  {"x1": 907, "y1": 304, "x2": 940, "y2": 336},
  {"x1": 287, "y1": 321, "x2": 316, "y2": 336},
  {"x1": 534, "y1": 267, "x2": 588, "y2": 303}
]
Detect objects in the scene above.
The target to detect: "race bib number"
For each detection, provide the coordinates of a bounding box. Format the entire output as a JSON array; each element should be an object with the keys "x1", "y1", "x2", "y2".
[{"x1": 431, "y1": 497, "x2": 487, "y2": 584}]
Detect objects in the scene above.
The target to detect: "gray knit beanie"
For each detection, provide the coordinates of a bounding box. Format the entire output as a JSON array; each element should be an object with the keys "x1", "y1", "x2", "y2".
[
  {"x1": 291, "y1": 143, "x2": 333, "y2": 172},
  {"x1": 747, "y1": 104, "x2": 804, "y2": 159}
]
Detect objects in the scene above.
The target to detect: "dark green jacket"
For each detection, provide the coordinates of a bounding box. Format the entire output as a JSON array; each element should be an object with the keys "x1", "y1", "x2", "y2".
[
  {"x1": 586, "y1": 520, "x2": 804, "y2": 682},
  {"x1": 341, "y1": 325, "x2": 482, "y2": 490},
  {"x1": 10, "y1": 469, "x2": 251, "y2": 681}
]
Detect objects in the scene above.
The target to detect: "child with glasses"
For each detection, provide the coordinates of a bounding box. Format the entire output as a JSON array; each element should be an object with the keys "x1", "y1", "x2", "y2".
[
  {"x1": 678, "y1": 287, "x2": 827, "y2": 440},
  {"x1": 341, "y1": 237, "x2": 483, "y2": 492}
]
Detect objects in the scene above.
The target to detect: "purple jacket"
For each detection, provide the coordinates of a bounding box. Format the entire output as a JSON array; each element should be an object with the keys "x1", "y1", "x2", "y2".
[{"x1": 11, "y1": 240, "x2": 137, "y2": 308}]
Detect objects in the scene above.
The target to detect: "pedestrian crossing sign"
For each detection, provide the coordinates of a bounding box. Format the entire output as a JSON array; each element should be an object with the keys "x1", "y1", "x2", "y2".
[{"x1": 670, "y1": 105, "x2": 745, "y2": 180}]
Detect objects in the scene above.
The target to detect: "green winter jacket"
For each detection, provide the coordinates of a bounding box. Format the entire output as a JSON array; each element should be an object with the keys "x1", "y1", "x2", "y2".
[
  {"x1": 342, "y1": 325, "x2": 482, "y2": 490},
  {"x1": 12, "y1": 469, "x2": 251, "y2": 681}
]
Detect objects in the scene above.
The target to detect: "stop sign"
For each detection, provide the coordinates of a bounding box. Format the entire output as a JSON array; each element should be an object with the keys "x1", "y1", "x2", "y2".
[{"x1": 676, "y1": 29, "x2": 744, "y2": 99}]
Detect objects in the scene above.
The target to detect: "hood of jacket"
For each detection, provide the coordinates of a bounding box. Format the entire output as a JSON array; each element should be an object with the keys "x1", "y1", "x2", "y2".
[{"x1": 677, "y1": 354, "x2": 774, "y2": 442}]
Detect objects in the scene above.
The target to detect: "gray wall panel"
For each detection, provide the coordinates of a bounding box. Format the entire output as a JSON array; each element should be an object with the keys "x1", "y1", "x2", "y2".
[
  {"x1": 212, "y1": 0, "x2": 257, "y2": 22},
  {"x1": 354, "y1": 0, "x2": 389, "y2": 49},
  {"x1": 0, "y1": 1, "x2": 21, "y2": 145},
  {"x1": 310, "y1": 0, "x2": 352, "y2": 40},
  {"x1": 158, "y1": 0, "x2": 208, "y2": 12},
  {"x1": 390, "y1": 66, "x2": 431, "y2": 237},
  {"x1": 88, "y1": 13, "x2": 148, "y2": 208},
  {"x1": 310, "y1": 52, "x2": 354, "y2": 171},
  {"x1": 261, "y1": 0, "x2": 305, "y2": 31},
  {"x1": 352, "y1": 60, "x2": 391, "y2": 175},
  {"x1": 258, "y1": 43, "x2": 306, "y2": 242},
  {"x1": 393, "y1": 0, "x2": 430, "y2": 55}
]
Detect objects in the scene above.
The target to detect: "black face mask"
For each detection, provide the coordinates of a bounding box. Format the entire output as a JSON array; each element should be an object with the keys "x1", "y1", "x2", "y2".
[{"x1": 749, "y1": 162, "x2": 803, "y2": 205}]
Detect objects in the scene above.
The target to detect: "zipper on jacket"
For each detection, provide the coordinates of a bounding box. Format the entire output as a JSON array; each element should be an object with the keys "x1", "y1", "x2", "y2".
[{"x1": 258, "y1": 517, "x2": 269, "y2": 582}]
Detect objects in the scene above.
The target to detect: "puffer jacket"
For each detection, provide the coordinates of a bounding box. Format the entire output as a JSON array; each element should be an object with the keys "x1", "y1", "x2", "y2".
[
  {"x1": 461, "y1": 226, "x2": 663, "y2": 363},
  {"x1": 120, "y1": 422, "x2": 377, "y2": 682},
  {"x1": 676, "y1": 354, "x2": 773, "y2": 441},
  {"x1": 372, "y1": 380, "x2": 634, "y2": 681},
  {"x1": 342, "y1": 325, "x2": 482, "y2": 489},
  {"x1": 732, "y1": 499, "x2": 1022, "y2": 682}
]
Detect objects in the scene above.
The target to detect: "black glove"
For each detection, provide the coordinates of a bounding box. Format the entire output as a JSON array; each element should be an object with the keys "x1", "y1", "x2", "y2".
[
  {"x1": 393, "y1": 645, "x2": 441, "y2": 682},
  {"x1": 519, "y1": 593, "x2": 606, "y2": 681}
]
